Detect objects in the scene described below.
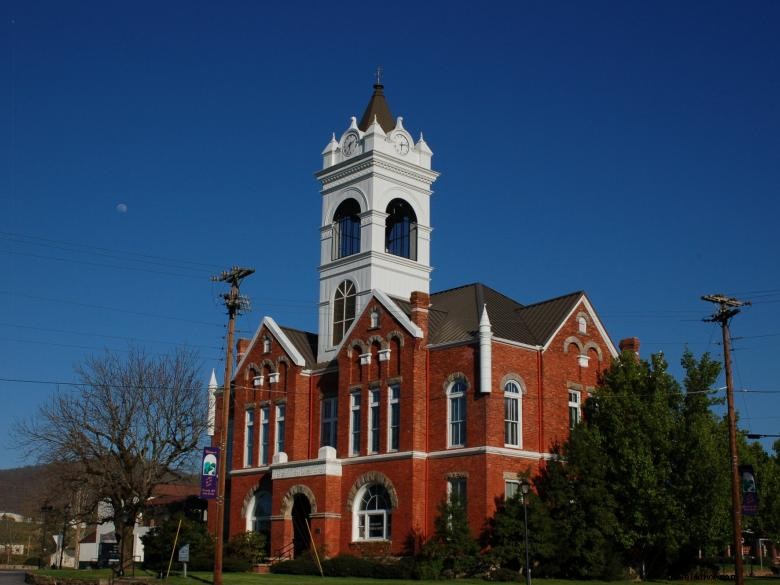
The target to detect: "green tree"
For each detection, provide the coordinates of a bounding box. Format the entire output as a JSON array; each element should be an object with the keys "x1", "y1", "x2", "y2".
[
  {"x1": 488, "y1": 480, "x2": 559, "y2": 578},
  {"x1": 673, "y1": 351, "x2": 730, "y2": 565},
  {"x1": 417, "y1": 499, "x2": 480, "y2": 578},
  {"x1": 741, "y1": 438, "x2": 780, "y2": 547},
  {"x1": 225, "y1": 531, "x2": 267, "y2": 565},
  {"x1": 140, "y1": 515, "x2": 214, "y2": 573},
  {"x1": 527, "y1": 350, "x2": 732, "y2": 579}
]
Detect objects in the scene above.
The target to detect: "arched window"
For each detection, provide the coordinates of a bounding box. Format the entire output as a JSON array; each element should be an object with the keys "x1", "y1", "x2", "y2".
[
  {"x1": 333, "y1": 280, "x2": 357, "y2": 345},
  {"x1": 333, "y1": 199, "x2": 361, "y2": 260},
  {"x1": 447, "y1": 379, "x2": 467, "y2": 447},
  {"x1": 577, "y1": 316, "x2": 587, "y2": 334},
  {"x1": 247, "y1": 491, "x2": 271, "y2": 536},
  {"x1": 504, "y1": 381, "x2": 522, "y2": 447},
  {"x1": 354, "y1": 484, "x2": 392, "y2": 541},
  {"x1": 385, "y1": 199, "x2": 417, "y2": 260}
]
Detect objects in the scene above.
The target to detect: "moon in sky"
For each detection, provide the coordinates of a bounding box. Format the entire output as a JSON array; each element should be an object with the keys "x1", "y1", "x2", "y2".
[{"x1": 116, "y1": 203, "x2": 128, "y2": 213}]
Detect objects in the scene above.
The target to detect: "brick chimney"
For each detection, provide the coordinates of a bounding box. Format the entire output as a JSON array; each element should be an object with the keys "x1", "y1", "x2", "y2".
[
  {"x1": 409, "y1": 291, "x2": 430, "y2": 339},
  {"x1": 619, "y1": 337, "x2": 640, "y2": 359},
  {"x1": 236, "y1": 338, "x2": 251, "y2": 364}
]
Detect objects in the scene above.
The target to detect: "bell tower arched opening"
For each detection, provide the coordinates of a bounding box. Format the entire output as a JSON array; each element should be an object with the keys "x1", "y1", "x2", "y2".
[
  {"x1": 385, "y1": 199, "x2": 417, "y2": 260},
  {"x1": 333, "y1": 198, "x2": 361, "y2": 260}
]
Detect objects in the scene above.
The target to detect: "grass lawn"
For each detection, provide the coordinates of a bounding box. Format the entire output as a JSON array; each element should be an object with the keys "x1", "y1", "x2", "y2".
[{"x1": 30, "y1": 569, "x2": 780, "y2": 585}]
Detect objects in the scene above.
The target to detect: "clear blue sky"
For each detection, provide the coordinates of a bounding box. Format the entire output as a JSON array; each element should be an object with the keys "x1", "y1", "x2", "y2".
[{"x1": 1, "y1": 1, "x2": 779, "y2": 469}]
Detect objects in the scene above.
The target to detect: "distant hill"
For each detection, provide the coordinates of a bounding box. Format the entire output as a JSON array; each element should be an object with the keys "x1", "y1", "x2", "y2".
[
  {"x1": 0, "y1": 464, "x2": 200, "y2": 518},
  {"x1": 0, "y1": 464, "x2": 49, "y2": 517}
]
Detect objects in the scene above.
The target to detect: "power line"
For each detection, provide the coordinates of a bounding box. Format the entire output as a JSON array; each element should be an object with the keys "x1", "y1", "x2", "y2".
[
  {"x1": 0, "y1": 290, "x2": 223, "y2": 328},
  {"x1": 0, "y1": 247, "x2": 209, "y2": 280},
  {"x1": 0, "y1": 230, "x2": 223, "y2": 271},
  {"x1": 0, "y1": 321, "x2": 221, "y2": 350},
  {"x1": 0, "y1": 377, "x2": 212, "y2": 393}
]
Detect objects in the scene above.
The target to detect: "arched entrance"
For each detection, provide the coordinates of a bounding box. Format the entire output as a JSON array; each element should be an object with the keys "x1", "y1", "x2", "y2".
[{"x1": 291, "y1": 494, "x2": 312, "y2": 557}]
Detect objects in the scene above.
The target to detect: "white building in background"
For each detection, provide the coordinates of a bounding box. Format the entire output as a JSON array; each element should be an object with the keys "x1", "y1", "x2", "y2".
[{"x1": 77, "y1": 502, "x2": 149, "y2": 568}]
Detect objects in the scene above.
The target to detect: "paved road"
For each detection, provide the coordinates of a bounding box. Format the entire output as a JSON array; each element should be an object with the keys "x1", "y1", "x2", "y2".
[{"x1": 0, "y1": 572, "x2": 26, "y2": 585}]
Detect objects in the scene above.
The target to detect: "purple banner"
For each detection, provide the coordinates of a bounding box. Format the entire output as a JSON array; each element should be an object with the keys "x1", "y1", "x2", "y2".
[
  {"x1": 739, "y1": 464, "x2": 758, "y2": 516},
  {"x1": 200, "y1": 447, "x2": 219, "y2": 500}
]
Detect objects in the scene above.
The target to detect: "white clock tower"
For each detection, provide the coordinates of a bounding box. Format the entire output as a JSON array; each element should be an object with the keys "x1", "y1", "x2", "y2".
[{"x1": 315, "y1": 82, "x2": 439, "y2": 362}]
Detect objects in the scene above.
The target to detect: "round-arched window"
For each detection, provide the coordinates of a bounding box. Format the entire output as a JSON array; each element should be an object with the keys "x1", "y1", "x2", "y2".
[
  {"x1": 385, "y1": 199, "x2": 417, "y2": 260},
  {"x1": 447, "y1": 379, "x2": 467, "y2": 447},
  {"x1": 333, "y1": 280, "x2": 357, "y2": 345},
  {"x1": 504, "y1": 381, "x2": 522, "y2": 447},
  {"x1": 354, "y1": 484, "x2": 392, "y2": 541},
  {"x1": 246, "y1": 491, "x2": 271, "y2": 536},
  {"x1": 333, "y1": 199, "x2": 361, "y2": 260}
]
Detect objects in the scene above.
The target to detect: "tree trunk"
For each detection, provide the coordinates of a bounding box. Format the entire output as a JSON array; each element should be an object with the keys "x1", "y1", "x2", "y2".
[{"x1": 117, "y1": 521, "x2": 134, "y2": 576}]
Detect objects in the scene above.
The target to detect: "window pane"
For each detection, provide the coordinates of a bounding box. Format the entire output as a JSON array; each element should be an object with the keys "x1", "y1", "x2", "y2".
[
  {"x1": 368, "y1": 514, "x2": 384, "y2": 538},
  {"x1": 260, "y1": 407, "x2": 269, "y2": 465}
]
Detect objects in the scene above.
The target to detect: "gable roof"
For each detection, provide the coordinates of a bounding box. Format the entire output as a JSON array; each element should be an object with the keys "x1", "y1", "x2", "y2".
[
  {"x1": 279, "y1": 325, "x2": 318, "y2": 368},
  {"x1": 426, "y1": 283, "x2": 586, "y2": 347},
  {"x1": 234, "y1": 283, "x2": 613, "y2": 373},
  {"x1": 234, "y1": 316, "x2": 308, "y2": 378}
]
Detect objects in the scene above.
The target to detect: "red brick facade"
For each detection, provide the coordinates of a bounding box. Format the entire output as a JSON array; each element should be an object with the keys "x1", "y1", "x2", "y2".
[{"x1": 209, "y1": 289, "x2": 616, "y2": 558}]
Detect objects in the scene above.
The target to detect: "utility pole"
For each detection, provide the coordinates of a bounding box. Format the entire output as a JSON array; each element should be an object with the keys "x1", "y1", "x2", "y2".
[
  {"x1": 211, "y1": 266, "x2": 254, "y2": 585},
  {"x1": 702, "y1": 293, "x2": 750, "y2": 585}
]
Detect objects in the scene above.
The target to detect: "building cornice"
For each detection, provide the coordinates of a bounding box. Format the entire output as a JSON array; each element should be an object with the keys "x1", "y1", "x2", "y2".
[
  {"x1": 316, "y1": 151, "x2": 439, "y2": 189},
  {"x1": 231, "y1": 446, "x2": 556, "y2": 479}
]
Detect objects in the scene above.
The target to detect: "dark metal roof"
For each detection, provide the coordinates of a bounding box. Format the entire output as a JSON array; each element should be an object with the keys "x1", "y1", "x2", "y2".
[
  {"x1": 428, "y1": 283, "x2": 583, "y2": 347},
  {"x1": 271, "y1": 284, "x2": 585, "y2": 367},
  {"x1": 358, "y1": 83, "x2": 395, "y2": 132},
  {"x1": 279, "y1": 325, "x2": 318, "y2": 368}
]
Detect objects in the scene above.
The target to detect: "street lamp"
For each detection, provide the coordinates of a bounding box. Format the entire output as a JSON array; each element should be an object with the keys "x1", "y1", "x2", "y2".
[{"x1": 519, "y1": 479, "x2": 531, "y2": 585}]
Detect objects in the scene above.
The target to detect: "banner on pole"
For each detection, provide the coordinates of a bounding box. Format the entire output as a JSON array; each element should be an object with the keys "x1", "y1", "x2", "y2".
[
  {"x1": 739, "y1": 464, "x2": 758, "y2": 516},
  {"x1": 200, "y1": 447, "x2": 219, "y2": 500}
]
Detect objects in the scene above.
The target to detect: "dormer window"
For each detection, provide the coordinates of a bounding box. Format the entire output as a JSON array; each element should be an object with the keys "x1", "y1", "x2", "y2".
[
  {"x1": 385, "y1": 199, "x2": 417, "y2": 260},
  {"x1": 333, "y1": 199, "x2": 361, "y2": 260},
  {"x1": 263, "y1": 336, "x2": 271, "y2": 353},
  {"x1": 370, "y1": 308, "x2": 380, "y2": 329}
]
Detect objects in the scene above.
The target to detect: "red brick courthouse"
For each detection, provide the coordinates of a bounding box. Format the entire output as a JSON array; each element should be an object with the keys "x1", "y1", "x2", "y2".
[{"x1": 209, "y1": 83, "x2": 623, "y2": 558}]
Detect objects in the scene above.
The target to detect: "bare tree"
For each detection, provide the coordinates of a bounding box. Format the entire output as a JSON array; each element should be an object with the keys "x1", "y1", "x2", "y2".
[{"x1": 17, "y1": 347, "x2": 207, "y2": 574}]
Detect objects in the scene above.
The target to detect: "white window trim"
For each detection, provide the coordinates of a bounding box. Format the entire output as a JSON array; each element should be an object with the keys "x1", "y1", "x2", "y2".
[
  {"x1": 447, "y1": 476, "x2": 467, "y2": 505},
  {"x1": 505, "y1": 479, "x2": 520, "y2": 500},
  {"x1": 245, "y1": 491, "x2": 271, "y2": 532},
  {"x1": 244, "y1": 410, "x2": 254, "y2": 468},
  {"x1": 568, "y1": 389, "x2": 581, "y2": 429},
  {"x1": 503, "y1": 381, "x2": 522, "y2": 449},
  {"x1": 351, "y1": 484, "x2": 391, "y2": 542},
  {"x1": 369, "y1": 389, "x2": 380, "y2": 454},
  {"x1": 577, "y1": 316, "x2": 587, "y2": 334},
  {"x1": 275, "y1": 404, "x2": 286, "y2": 455},
  {"x1": 447, "y1": 380, "x2": 467, "y2": 448},
  {"x1": 350, "y1": 391, "x2": 361, "y2": 456},
  {"x1": 321, "y1": 396, "x2": 338, "y2": 449},
  {"x1": 259, "y1": 406, "x2": 270, "y2": 466},
  {"x1": 387, "y1": 384, "x2": 400, "y2": 452}
]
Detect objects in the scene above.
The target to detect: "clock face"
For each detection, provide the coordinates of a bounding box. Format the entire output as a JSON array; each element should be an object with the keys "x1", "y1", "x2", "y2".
[
  {"x1": 343, "y1": 133, "x2": 359, "y2": 157},
  {"x1": 394, "y1": 134, "x2": 410, "y2": 156}
]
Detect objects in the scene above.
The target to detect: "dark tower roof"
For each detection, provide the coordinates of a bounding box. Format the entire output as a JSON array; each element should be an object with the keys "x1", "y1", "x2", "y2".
[{"x1": 358, "y1": 83, "x2": 395, "y2": 133}]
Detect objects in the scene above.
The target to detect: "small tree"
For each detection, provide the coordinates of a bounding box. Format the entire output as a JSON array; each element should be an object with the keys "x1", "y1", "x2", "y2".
[
  {"x1": 17, "y1": 347, "x2": 207, "y2": 575},
  {"x1": 226, "y1": 531, "x2": 267, "y2": 565},
  {"x1": 141, "y1": 516, "x2": 214, "y2": 573},
  {"x1": 488, "y1": 476, "x2": 568, "y2": 579},
  {"x1": 417, "y1": 499, "x2": 480, "y2": 578}
]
